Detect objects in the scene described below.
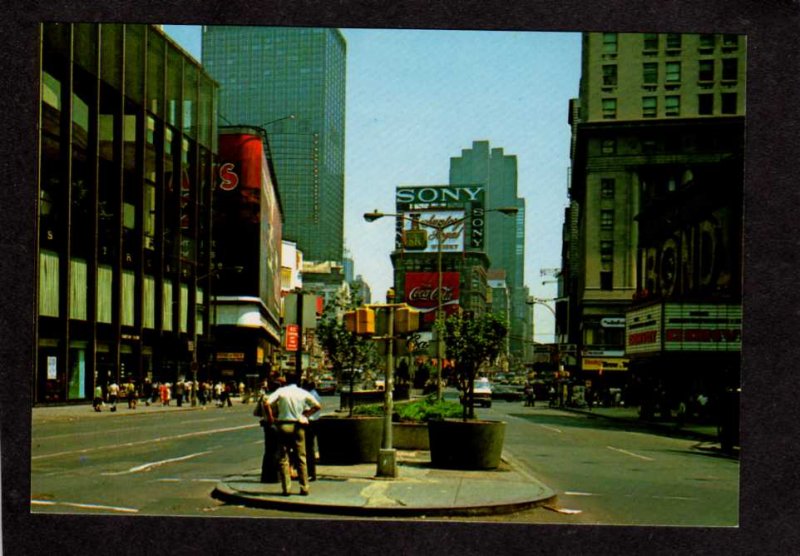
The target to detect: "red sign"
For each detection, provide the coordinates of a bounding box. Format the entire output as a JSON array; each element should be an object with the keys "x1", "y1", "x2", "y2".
[
  {"x1": 285, "y1": 324, "x2": 299, "y2": 351},
  {"x1": 404, "y1": 272, "x2": 460, "y2": 324}
]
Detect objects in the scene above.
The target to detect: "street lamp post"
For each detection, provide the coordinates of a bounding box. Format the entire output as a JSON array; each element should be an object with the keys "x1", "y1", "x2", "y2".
[{"x1": 364, "y1": 206, "x2": 518, "y2": 401}]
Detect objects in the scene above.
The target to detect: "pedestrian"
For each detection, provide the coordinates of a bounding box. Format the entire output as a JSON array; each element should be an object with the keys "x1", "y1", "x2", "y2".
[
  {"x1": 160, "y1": 382, "x2": 170, "y2": 406},
  {"x1": 175, "y1": 380, "x2": 185, "y2": 407},
  {"x1": 93, "y1": 384, "x2": 104, "y2": 412},
  {"x1": 253, "y1": 391, "x2": 280, "y2": 483},
  {"x1": 126, "y1": 379, "x2": 137, "y2": 409},
  {"x1": 301, "y1": 380, "x2": 323, "y2": 482},
  {"x1": 265, "y1": 376, "x2": 321, "y2": 496},
  {"x1": 108, "y1": 381, "x2": 120, "y2": 412},
  {"x1": 143, "y1": 379, "x2": 152, "y2": 407},
  {"x1": 523, "y1": 383, "x2": 535, "y2": 407}
]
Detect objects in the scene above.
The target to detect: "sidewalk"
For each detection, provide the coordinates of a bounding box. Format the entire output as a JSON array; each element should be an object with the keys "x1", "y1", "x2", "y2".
[
  {"x1": 212, "y1": 449, "x2": 556, "y2": 517},
  {"x1": 32, "y1": 399, "x2": 233, "y2": 422}
]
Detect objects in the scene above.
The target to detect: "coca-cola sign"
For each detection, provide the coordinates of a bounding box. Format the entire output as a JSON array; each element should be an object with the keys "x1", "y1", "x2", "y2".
[{"x1": 404, "y1": 272, "x2": 460, "y2": 324}]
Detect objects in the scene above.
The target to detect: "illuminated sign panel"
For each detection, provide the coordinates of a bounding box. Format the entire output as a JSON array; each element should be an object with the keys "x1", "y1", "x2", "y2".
[
  {"x1": 397, "y1": 210, "x2": 465, "y2": 253},
  {"x1": 404, "y1": 272, "x2": 460, "y2": 325},
  {"x1": 626, "y1": 305, "x2": 662, "y2": 354}
]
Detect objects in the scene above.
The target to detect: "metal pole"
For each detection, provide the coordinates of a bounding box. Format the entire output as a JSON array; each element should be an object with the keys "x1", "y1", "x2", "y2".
[
  {"x1": 376, "y1": 302, "x2": 397, "y2": 477},
  {"x1": 295, "y1": 291, "x2": 303, "y2": 384}
]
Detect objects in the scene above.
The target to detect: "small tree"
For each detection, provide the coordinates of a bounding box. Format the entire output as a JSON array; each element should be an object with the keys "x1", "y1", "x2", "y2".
[
  {"x1": 442, "y1": 311, "x2": 508, "y2": 420},
  {"x1": 317, "y1": 299, "x2": 377, "y2": 417}
]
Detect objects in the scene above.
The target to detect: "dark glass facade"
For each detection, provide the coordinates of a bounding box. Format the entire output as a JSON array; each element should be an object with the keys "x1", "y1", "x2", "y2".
[
  {"x1": 202, "y1": 26, "x2": 346, "y2": 263},
  {"x1": 36, "y1": 23, "x2": 218, "y2": 403}
]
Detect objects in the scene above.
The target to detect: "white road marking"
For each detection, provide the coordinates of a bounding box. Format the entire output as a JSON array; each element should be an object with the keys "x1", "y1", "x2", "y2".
[
  {"x1": 652, "y1": 495, "x2": 697, "y2": 501},
  {"x1": 101, "y1": 450, "x2": 212, "y2": 475},
  {"x1": 536, "y1": 423, "x2": 563, "y2": 433},
  {"x1": 31, "y1": 499, "x2": 139, "y2": 513},
  {"x1": 155, "y1": 478, "x2": 220, "y2": 483},
  {"x1": 543, "y1": 505, "x2": 583, "y2": 515},
  {"x1": 33, "y1": 423, "x2": 258, "y2": 460},
  {"x1": 564, "y1": 491, "x2": 595, "y2": 496},
  {"x1": 606, "y1": 445, "x2": 654, "y2": 461}
]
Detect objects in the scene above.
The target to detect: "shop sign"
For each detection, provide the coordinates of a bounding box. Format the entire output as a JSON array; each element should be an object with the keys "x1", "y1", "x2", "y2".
[
  {"x1": 396, "y1": 210, "x2": 465, "y2": 253},
  {"x1": 663, "y1": 303, "x2": 741, "y2": 352},
  {"x1": 285, "y1": 324, "x2": 299, "y2": 351},
  {"x1": 395, "y1": 185, "x2": 484, "y2": 205},
  {"x1": 601, "y1": 317, "x2": 626, "y2": 328},
  {"x1": 217, "y1": 352, "x2": 245, "y2": 362},
  {"x1": 626, "y1": 305, "x2": 662, "y2": 354},
  {"x1": 582, "y1": 357, "x2": 629, "y2": 372}
]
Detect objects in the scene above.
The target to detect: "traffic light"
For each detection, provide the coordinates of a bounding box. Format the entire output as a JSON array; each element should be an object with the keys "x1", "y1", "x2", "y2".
[
  {"x1": 395, "y1": 305, "x2": 420, "y2": 334},
  {"x1": 344, "y1": 307, "x2": 375, "y2": 335}
]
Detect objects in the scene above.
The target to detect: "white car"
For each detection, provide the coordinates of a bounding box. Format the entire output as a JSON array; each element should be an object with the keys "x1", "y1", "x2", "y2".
[{"x1": 461, "y1": 377, "x2": 492, "y2": 408}]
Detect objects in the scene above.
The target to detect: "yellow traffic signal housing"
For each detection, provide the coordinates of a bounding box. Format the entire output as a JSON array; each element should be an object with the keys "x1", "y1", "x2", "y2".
[
  {"x1": 395, "y1": 305, "x2": 420, "y2": 334},
  {"x1": 356, "y1": 307, "x2": 375, "y2": 335},
  {"x1": 343, "y1": 311, "x2": 357, "y2": 332}
]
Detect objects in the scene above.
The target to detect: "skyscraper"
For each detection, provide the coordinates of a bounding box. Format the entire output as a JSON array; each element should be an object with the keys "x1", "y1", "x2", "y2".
[
  {"x1": 449, "y1": 141, "x2": 530, "y2": 361},
  {"x1": 202, "y1": 26, "x2": 347, "y2": 263}
]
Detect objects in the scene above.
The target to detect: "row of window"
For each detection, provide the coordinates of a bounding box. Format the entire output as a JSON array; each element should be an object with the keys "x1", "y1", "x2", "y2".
[
  {"x1": 602, "y1": 32, "x2": 739, "y2": 55},
  {"x1": 602, "y1": 59, "x2": 739, "y2": 87},
  {"x1": 601, "y1": 92, "x2": 738, "y2": 118},
  {"x1": 39, "y1": 251, "x2": 204, "y2": 333}
]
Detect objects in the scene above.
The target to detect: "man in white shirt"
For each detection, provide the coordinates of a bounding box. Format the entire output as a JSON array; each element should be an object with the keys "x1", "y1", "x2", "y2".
[{"x1": 266, "y1": 377, "x2": 322, "y2": 496}]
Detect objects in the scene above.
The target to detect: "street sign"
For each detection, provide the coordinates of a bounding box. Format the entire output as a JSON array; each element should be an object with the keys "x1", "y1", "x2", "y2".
[{"x1": 285, "y1": 324, "x2": 300, "y2": 351}]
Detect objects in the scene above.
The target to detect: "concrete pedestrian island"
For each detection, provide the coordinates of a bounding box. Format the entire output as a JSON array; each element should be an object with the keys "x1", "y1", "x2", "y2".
[{"x1": 212, "y1": 449, "x2": 555, "y2": 517}]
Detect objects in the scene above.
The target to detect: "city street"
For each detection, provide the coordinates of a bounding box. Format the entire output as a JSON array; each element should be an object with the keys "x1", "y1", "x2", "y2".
[{"x1": 31, "y1": 393, "x2": 738, "y2": 525}]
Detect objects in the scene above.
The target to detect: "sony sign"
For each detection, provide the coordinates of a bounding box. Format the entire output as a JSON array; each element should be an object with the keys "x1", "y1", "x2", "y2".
[{"x1": 396, "y1": 185, "x2": 485, "y2": 205}]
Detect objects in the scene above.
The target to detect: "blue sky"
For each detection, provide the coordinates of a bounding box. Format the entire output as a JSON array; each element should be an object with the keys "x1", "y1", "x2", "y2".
[{"x1": 162, "y1": 25, "x2": 581, "y2": 341}]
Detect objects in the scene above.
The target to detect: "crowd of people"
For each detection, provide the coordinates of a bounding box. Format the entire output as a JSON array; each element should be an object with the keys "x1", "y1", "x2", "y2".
[{"x1": 91, "y1": 378, "x2": 252, "y2": 411}]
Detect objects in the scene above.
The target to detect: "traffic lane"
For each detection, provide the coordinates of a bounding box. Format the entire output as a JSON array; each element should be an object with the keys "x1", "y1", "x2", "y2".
[
  {"x1": 32, "y1": 415, "x2": 266, "y2": 515},
  {"x1": 487, "y1": 403, "x2": 739, "y2": 526},
  {"x1": 32, "y1": 405, "x2": 259, "y2": 458}
]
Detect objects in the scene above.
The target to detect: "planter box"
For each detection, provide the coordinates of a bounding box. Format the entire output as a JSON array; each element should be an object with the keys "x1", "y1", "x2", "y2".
[
  {"x1": 315, "y1": 416, "x2": 382, "y2": 464},
  {"x1": 392, "y1": 422, "x2": 429, "y2": 450},
  {"x1": 428, "y1": 419, "x2": 506, "y2": 470}
]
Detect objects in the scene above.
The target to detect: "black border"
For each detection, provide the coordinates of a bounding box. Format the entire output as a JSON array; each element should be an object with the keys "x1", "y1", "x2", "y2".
[{"x1": 3, "y1": 1, "x2": 799, "y2": 554}]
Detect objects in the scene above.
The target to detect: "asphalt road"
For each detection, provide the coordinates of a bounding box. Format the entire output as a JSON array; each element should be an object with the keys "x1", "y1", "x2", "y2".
[{"x1": 31, "y1": 393, "x2": 738, "y2": 525}]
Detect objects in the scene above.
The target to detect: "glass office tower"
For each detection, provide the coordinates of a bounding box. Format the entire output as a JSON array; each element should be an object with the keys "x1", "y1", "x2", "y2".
[{"x1": 202, "y1": 26, "x2": 346, "y2": 263}]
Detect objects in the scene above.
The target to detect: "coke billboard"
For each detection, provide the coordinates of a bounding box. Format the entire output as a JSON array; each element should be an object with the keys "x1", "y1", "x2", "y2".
[{"x1": 404, "y1": 272, "x2": 460, "y2": 324}]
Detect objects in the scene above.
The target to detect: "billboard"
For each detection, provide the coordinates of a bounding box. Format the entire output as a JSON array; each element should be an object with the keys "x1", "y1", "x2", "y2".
[
  {"x1": 404, "y1": 272, "x2": 460, "y2": 324},
  {"x1": 394, "y1": 185, "x2": 486, "y2": 252}
]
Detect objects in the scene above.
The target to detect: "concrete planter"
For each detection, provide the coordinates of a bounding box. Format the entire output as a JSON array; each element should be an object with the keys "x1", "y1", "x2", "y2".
[
  {"x1": 428, "y1": 419, "x2": 506, "y2": 470},
  {"x1": 315, "y1": 416, "x2": 383, "y2": 464},
  {"x1": 392, "y1": 422, "x2": 429, "y2": 450}
]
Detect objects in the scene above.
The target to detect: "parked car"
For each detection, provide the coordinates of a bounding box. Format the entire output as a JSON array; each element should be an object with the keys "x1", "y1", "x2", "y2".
[
  {"x1": 492, "y1": 383, "x2": 524, "y2": 401},
  {"x1": 461, "y1": 377, "x2": 492, "y2": 408},
  {"x1": 316, "y1": 375, "x2": 337, "y2": 396}
]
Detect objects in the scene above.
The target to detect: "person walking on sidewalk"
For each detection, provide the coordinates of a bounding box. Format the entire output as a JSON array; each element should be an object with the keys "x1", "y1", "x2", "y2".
[
  {"x1": 108, "y1": 381, "x2": 120, "y2": 412},
  {"x1": 93, "y1": 384, "x2": 104, "y2": 412},
  {"x1": 265, "y1": 377, "x2": 321, "y2": 496}
]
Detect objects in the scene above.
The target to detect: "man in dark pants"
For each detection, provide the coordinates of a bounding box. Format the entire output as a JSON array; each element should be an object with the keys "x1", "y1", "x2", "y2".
[{"x1": 302, "y1": 380, "x2": 322, "y2": 481}]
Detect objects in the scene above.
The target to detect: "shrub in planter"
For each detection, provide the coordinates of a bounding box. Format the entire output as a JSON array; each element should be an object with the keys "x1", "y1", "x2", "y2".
[{"x1": 428, "y1": 419, "x2": 506, "y2": 469}]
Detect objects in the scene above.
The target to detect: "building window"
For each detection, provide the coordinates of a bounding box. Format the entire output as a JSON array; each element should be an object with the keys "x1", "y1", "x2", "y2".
[
  {"x1": 143, "y1": 275, "x2": 155, "y2": 329},
  {"x1": 39, "y1": 251, "x2": 60, "y2": 317},
  {"x1": 96, "y1": 265, "x2": 113, "y2": 324},
  {"x1": 163, "y1": 280, "x2": 173, "y2": 332},
  {"x1": 600, "y1": 209, "x2": 614, "y2": 229},
  {"x1": 699, "y1": 34, "x2": 715, "y2": 51},
  {"x1": 721, "y1": 92, "x2": 737, "y2": 114},
  {"x1": 600, "y1": 240, "x2": 614, "y2": 262},
  {"x1": 600, "y1": 271, "x2": 613, "y2": 290},
  {"x1": 601, "y1": 139, "x2": 616, "y2": 155},
  {"x1": 698, "y1": 93, "x2": 714, "y2": 115},
  {"x1": 122, "y1": 271, "x2": 135, "y2": 327},
  {"x1": 642, "y1": 96, "x2": 657, "y2": 117},
  {"x1": 643, "y1": 62, "x2": 658, "y2": 85},
  {"x1": 722, "y1": 34, "x2": 738, "y2": 49},
  {"x1": 666, "y1": 33, "x2": 682, "y2": 51},
  {"x1": 665, "y1": 95, "x2": 680, "y2": 116},
  {"x1": 601, "y1": 178, "x2": 615, "y2": 198},
  {"x1": 602, "y1": 98, "x2": 617, "y2": 119},
  {"x1": 602, "y1": 33, "x2": 618, "y2": 55},
  {"x1": 665, "y1": 62, "x2": 681, "y2": 83},
  {"x1": 643, "y1": 33, "x2": 658, "y2": 51},
  {"x1": 69, "y1": 258, "x2": 88, "y2": 321},
  {"x1": 603, "y1": 64, "x2": 617, "y2": 86},
  {"x1": 722, "y1": 58, "x2": 738, "y2": 81},
  {"x1": 698, "y1": 59, "x2": 714, "y2": 82}
]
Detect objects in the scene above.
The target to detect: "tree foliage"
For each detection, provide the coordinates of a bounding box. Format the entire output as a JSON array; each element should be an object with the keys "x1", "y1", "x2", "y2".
[{"x1": 442, "y1": 311, "x2": 508, "y2": 420}]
